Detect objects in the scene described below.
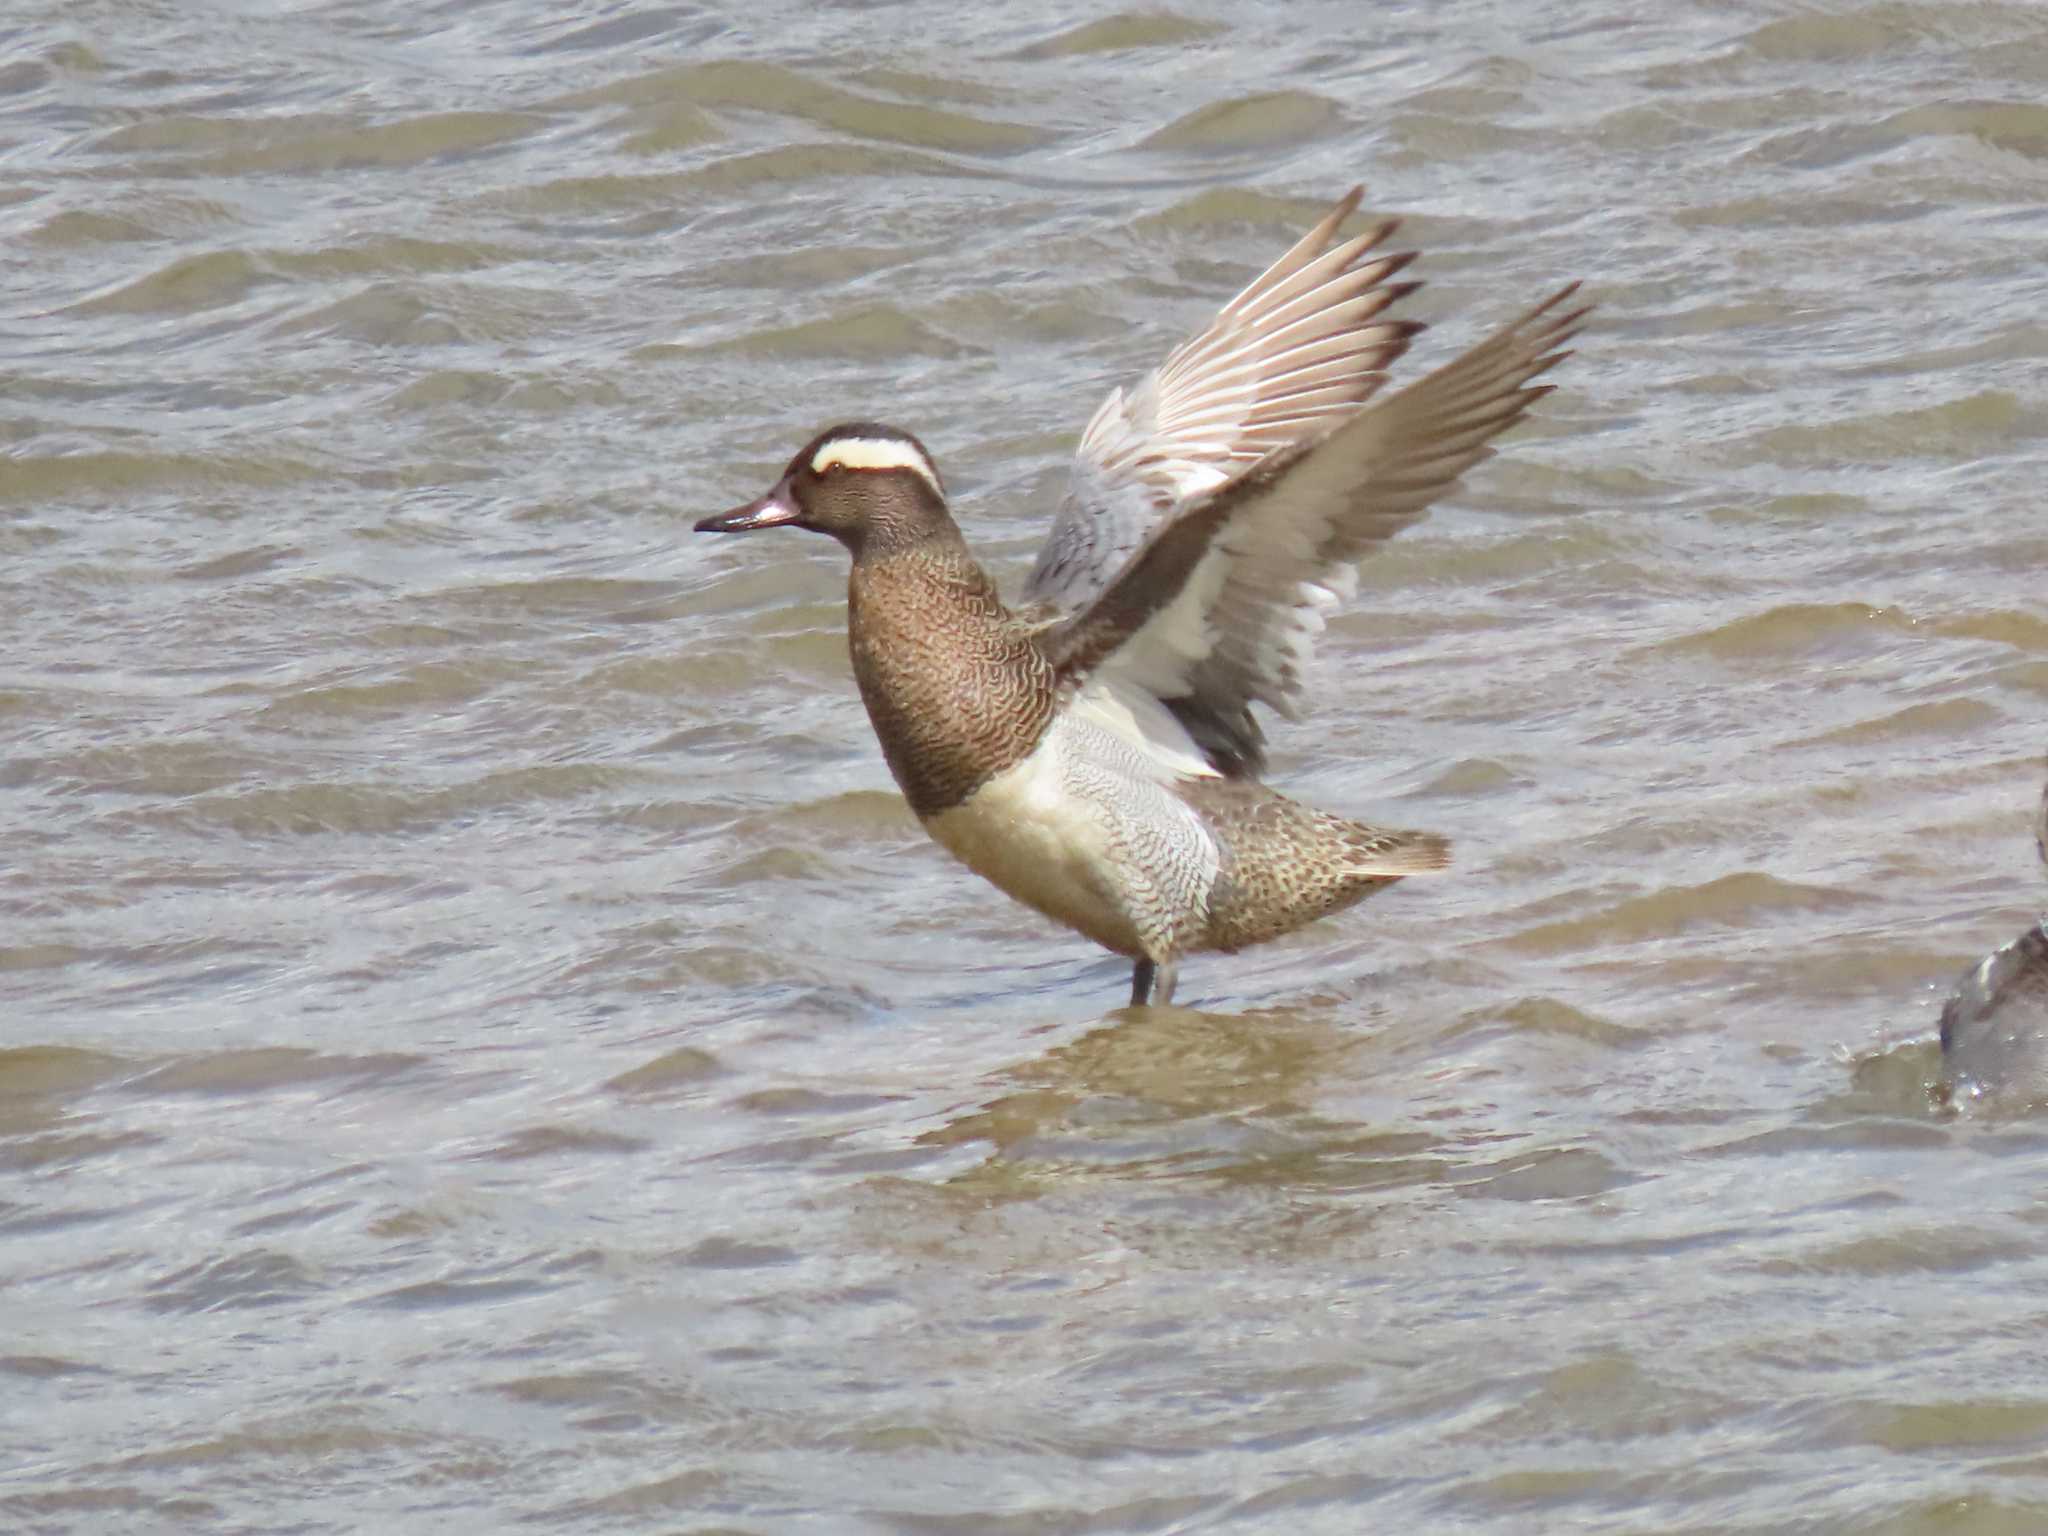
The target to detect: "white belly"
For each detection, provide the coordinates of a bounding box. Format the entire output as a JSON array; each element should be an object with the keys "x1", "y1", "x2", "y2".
[{"x1": 920, "y1": 717, "x2": 1218, "y2": 958}]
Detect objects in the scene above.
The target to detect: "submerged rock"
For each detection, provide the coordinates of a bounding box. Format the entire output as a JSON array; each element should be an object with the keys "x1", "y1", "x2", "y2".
[{"x1": 1940, "y1": 780, "x2": 2048, "y2": 1104}]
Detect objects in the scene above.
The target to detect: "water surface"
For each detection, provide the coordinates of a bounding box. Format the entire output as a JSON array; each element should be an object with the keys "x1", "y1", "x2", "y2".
[{"x1": 5, "y1": 1, "x2": 2048, "y2": 1530}]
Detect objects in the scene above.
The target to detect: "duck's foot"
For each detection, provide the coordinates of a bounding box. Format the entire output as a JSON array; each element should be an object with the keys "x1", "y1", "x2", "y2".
[{"x1": 1129, "y1": 957, "x2": 1179, "y2": 1007}]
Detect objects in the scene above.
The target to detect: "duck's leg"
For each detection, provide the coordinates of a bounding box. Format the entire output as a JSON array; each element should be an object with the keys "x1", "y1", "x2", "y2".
[
  {"x1": 1128, "y1": 957, "x2": 1179, "y2": 1006},
  {"x1": 1130, "y1": 959, "x2": 1155, "y2": 1007}
]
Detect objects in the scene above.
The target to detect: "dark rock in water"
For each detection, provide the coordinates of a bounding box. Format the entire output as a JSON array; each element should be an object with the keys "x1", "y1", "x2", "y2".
[
  {"x1": 1940, "y1": 923, "x2": 2048, "y2": 1103},
  {"x1": 1939, "y1": 780, "x2": 2048, "y2": 1104}
]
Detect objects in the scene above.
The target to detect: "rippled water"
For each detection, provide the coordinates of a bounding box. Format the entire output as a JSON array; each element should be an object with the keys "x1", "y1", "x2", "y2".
[{"x1": 6, "y1": 0, "x2": 2048, "y2": 1530}]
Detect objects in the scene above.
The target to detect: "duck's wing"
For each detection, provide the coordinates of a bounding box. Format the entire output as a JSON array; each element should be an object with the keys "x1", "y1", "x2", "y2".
[
  {"x1": 1024, "y1": 188, "x2": 1422, "y2": 619},
  {"x1": 1039, "y1": 283, "x2": 1589, "y2": 778}
]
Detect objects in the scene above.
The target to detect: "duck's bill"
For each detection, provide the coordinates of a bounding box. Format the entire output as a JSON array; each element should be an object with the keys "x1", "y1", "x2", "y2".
[{"x1": 694, "y1": 483, "x2": 800, "y2": 533}]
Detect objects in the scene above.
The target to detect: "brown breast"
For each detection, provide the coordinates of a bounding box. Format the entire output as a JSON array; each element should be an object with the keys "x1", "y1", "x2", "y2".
[{"x1": 846, "y1": 550, "x2": 1055, "y2": 818}]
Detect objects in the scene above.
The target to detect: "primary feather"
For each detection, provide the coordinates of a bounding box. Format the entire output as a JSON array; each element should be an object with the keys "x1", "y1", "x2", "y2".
[{"x1": 1030, "y1": 195, "x2": 1586, "y2": 780}]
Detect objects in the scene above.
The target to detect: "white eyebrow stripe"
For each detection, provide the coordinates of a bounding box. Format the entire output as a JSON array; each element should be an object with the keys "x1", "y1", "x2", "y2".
[{"x1": 810, "y1": 437, "x2": 943, "y2": 497}]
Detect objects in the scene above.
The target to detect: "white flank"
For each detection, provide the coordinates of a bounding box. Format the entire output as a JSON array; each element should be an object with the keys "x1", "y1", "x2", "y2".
[
  {"x1": 1069, "y1": 675, "x2": 1219, "y2": 781},
  {"x1": 810, "y1": 436, "x2": 943, "y2": 499},
  {"x1": 925, "y1": 735, "x2": 1142, "y2": 956},
  {"x1": 923, "y1": 716, "x2": 1220, "y2": 957}
]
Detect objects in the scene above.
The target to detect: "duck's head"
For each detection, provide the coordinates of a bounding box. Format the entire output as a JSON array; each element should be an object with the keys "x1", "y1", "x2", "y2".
[{"x1": 695, "y1": 422, "x2": 950, "y2": 554}]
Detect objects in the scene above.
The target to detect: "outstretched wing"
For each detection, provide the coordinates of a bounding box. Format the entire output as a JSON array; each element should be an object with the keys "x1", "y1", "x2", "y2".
[
  {"x1": 1024, "y1": 188, "x2": 1422, "y2": 617},
  {"x1": 1040, "y1": 283, "x2": 1590, "y2": 777}
]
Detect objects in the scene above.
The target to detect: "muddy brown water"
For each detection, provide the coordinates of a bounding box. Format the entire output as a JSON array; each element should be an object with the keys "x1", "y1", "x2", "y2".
[{"x1": 4, "y1": 1, "x2": 2048, "y2": 1531}]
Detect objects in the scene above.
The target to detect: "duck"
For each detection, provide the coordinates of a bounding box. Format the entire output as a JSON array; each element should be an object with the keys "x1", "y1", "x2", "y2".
[
  {"x1": 697, "y1": 187, "x2": 1587, "y2": 1005},
  {"x1": 1941, "y1": 776, "x2": 2048, "y2": 1101}
]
